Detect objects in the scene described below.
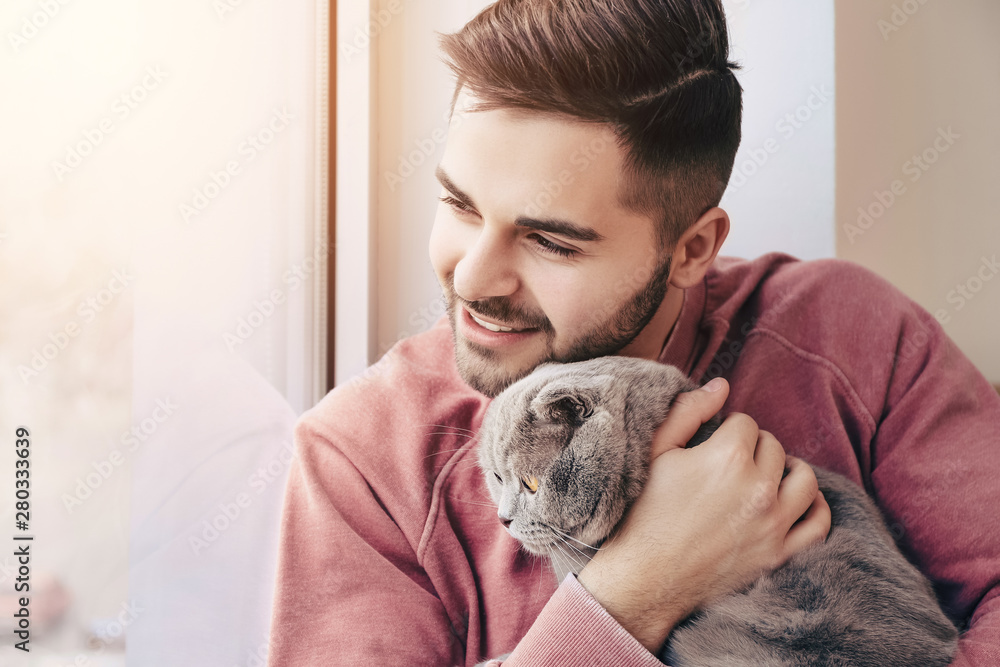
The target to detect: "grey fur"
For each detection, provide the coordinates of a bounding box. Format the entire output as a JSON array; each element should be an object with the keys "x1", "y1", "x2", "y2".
[{"x1": 477, "y1": 356, "x2": 958, "y2": 666}]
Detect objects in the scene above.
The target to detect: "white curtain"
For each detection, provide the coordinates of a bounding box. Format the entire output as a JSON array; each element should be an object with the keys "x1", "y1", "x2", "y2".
[{"x1": 0, "y1": 0, "x2": 326, "y2": 664}]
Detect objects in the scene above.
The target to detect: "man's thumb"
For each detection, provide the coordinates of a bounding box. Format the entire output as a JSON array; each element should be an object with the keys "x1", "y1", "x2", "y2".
[{"x1": 650, "y1": 377, "x2": 728, "y2": 460}]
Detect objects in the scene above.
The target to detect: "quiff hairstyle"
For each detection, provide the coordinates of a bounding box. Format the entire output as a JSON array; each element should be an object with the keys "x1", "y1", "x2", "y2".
[{"x1": 439, "y1": 0, "x2": 742, "y2": 250}]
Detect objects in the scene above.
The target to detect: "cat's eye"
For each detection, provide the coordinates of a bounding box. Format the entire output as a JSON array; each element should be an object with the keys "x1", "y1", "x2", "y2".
[
  {"x1": 521, "y1": 475, "x2": 539, "y2": 493},
  {"x1": 493, "y1": 472, "x2": 503, "y2": 484}
]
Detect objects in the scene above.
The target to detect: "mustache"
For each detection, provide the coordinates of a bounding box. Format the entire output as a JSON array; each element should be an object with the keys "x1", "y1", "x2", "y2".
[{"x1": 443, "y1": 276, "x2": 551, "y2": 331}]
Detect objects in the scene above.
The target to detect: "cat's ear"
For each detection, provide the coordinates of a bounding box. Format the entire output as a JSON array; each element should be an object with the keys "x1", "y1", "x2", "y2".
[{"x1": 530, "y1": 377, "x2": 608, "y2": 425}]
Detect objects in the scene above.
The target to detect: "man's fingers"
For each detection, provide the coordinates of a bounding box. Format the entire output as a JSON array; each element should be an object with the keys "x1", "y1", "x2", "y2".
[
  {"x1": 783, "y1": 488, "x2": 832, "y2": 557},
  {"x1": 778, "y1": 457, "x2": 829, "y2": 555},
  {"x1": 650, "y1": 378, "x2": 730, "y2": 460},
  {"x1": 753, "y1": 429, "x2": 786, "y2": 481},
  {"x1": 777, "y1": 457, "x2": 820, "y2": 515}
]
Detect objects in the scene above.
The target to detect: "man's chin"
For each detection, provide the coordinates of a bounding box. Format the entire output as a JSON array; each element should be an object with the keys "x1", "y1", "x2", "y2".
[
  {"x1": 453, "y1": 339, "x2": 539, "y2": 398},
  {"x1": 444, "y1": 301, "x2": 551, "y2": 397}
]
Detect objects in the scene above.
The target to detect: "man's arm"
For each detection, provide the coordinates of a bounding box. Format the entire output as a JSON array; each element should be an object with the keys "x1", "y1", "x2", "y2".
[
  {"x1": 267, "y1": 417, "x2": 668, "y2": 666},
  {"x1": 480, "y1": 379, "x2": 830, "y2": 664},
  {"x1": 866, "y1": 308, "x2": 1000, "y2": 665},
  {"x1": 266, "y1": 435, "x2": 465, "y2": 666},
  {"x1": 576, "y1": 379, "x2": 830, "y2": 653}
]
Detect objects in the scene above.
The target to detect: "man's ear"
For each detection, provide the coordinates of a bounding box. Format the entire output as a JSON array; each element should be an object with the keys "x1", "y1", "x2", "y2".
[{"x1": 667, "y1": 206, "x2": 730, "y2": 289}]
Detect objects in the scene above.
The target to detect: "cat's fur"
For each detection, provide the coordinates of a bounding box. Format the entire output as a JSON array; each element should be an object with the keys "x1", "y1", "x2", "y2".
[{"x1": 476, "y1": 356, "x2": 958, "y2": 666}]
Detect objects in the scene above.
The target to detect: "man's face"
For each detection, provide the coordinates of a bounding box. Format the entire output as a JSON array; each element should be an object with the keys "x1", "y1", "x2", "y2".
[{"x1": 429, "y1": 94, "x2": 674, "y2": 397}]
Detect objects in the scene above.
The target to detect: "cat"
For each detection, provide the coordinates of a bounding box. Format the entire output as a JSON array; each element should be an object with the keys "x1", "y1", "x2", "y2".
[{"x1": 475, "y1": 355, "x2": 958, "y2": 666}]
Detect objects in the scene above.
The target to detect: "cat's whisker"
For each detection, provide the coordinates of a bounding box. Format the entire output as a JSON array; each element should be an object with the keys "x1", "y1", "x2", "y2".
[
  {"x1": 424, "y1": 434, "x2": 475, "y2": 444},
  {"x1": 421, "y1": 423, "x2": 478, "y2": 436},
  {"x1": 551, "y1": 540, "x2": 586, "y2": 575},
  {"x1": 446, "y1": 457, "x2": 482, "y2": 467},
  {"x1": 424, "y1": 446, "x2": 476, "y2": 459},
  {"x1": 547, "y1": 524, "x2": 603, "y2": 552},
  {"x1": 551, "y1": 540, "x2": 575, "y2": 567},
  {"x1": 554, "y1": 534, "x2": 592, "y2": 564},
  {"x1": 530, "y1": 548, "x2": 541, "y2": 598},
  {"x1": 547, "y1": 545, "x2": 565, "y2": 577},
  {"x1": 455, "y1": 462, "x2": 495, "y2": 474},
  {"x1": 447, "y1": 496, "x2": 501, "y2": 509}
]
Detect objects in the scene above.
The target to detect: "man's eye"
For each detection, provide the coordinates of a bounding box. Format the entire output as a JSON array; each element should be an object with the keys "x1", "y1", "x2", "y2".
[
  {"x1": 440, "y1": 195, "x2": 475, "y2": 215},
  {"x1": 530, "y1": 234, "x2": 577, "y2": 258}
]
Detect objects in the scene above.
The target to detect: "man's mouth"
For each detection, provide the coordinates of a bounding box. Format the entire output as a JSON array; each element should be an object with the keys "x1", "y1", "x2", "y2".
[{"x1": 468, "y1": 310, "x2": 532, "y2": 333}]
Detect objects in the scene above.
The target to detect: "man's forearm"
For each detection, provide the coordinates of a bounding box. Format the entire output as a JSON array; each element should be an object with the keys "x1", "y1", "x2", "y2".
[{"x1": 577, "y1": 559, "x2": 689, "y2": 653}]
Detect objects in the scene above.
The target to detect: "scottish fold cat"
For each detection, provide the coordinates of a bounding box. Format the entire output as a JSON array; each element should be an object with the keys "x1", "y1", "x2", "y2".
[{"x1": 476, "y1": 356, "x2": 958, "y2": 666}]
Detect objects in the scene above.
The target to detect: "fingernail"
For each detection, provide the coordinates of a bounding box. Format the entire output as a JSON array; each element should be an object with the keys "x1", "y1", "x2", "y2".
[{"x1": 700, "y1": 377, "x2": 723, "y2": 392}]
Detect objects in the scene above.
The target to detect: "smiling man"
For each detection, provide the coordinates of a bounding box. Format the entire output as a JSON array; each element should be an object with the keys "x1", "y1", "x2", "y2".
[{"x1": 267, "y1": 1, "x2": 1000, "y2": 665}]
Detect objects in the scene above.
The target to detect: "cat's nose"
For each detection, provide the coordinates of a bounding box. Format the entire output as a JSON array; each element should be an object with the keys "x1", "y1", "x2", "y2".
[{"x1": 499, "y1": 516, "x2": 512, "y2": 528}]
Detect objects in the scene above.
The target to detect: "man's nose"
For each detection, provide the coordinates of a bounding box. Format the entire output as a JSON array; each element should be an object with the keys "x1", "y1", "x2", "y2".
[{"x1": 453, "y1": 228, "x2": 519, "y2": 302}]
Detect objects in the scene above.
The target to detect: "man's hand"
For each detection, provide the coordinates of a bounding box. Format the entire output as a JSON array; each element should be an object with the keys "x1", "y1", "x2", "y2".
[{"x1": 577, "y1": 377, "x2": 831, "y2": 653}]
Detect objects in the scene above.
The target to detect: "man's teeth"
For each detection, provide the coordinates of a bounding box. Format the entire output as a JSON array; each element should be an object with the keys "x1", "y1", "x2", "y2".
[{"x1": 471, "y1": 314, "x2": 519, "y2": 333}]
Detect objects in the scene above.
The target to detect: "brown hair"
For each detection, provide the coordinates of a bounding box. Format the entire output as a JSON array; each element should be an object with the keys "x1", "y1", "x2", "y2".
[{"x1": 439, "y1": 0, "x2": 742, "y2": 250}]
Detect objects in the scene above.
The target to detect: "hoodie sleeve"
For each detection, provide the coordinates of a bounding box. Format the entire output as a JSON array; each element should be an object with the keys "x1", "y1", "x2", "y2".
[
  {"x1": 478, "y1": 574, "x2": 665, "y2": 666},
  {"x1": 267, "y1": 424, "x2": 666, "y2": 667}
]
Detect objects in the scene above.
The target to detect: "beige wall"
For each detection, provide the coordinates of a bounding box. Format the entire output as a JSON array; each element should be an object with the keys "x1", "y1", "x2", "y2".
[{"x1": 836, "y1": 0, "x2": 1000, "y2": 382}]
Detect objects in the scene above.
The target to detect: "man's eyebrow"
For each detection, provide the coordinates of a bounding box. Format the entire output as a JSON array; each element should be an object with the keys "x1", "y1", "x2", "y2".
[
  {"x1": 435, "y1": 164, "x2": 605, "y2": 244},
  {"x1": 513, "y1": 216, "x2": 604, "y2": 243},
  {"x1": 435, "y1": 165, "x2": 475, "y2": 206}
]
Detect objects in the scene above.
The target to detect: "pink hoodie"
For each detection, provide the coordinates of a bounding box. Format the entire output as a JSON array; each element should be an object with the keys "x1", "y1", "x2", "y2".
[{"x1": 268, "y1": 253, "x2": 1000, "y2": 666}]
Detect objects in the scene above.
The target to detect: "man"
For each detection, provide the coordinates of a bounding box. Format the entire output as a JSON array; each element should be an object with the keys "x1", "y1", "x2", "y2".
[{"x1": 267, "y1": 1, "x2": 1000, "y2": 664}]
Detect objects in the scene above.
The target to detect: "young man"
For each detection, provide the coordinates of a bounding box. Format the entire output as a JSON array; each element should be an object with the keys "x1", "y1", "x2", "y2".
[{"x1": 267, "y1": 1, "x2": 1000, "y2": 664}]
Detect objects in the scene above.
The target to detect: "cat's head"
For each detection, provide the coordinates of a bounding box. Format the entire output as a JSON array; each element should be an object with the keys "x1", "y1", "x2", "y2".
[{"x1": 476, "y1": 356, "x2": 695, "y2": 562}]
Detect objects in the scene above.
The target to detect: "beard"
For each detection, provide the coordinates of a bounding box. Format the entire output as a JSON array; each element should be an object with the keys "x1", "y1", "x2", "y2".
[{"x1": 443, "y1": 253, "x2": 673, "y2": 397}]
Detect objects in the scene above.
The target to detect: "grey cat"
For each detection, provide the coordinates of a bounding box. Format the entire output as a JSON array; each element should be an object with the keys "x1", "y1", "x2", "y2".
[{"x1": 476, "y1": 356, "x2": 958, "y2": 666}]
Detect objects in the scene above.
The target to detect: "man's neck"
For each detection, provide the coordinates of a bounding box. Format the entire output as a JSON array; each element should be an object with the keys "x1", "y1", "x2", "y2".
[{"x1": 619, "y1": 285, "x2": 686, "y2": 361}]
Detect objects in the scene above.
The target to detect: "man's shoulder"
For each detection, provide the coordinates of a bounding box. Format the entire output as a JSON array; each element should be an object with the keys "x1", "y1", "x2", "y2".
[
  {"x1": 710, "y1": 251, "x2": 903, "y2": 299},
  {"x1": 703, "y1": 252, "x2": 941, "y2": 393},
  {"x1": 285, "y1": 318, "x2": 488, "y2": 551},
  {"x1": 700, "y1": 253, "x2": 950, "y2": 445},
  {"x1": 342, "y1": 315, "x2": 464, "y2": 398},
  {"x1": 707, "y1": 252, "x2": 923, "y2": 333}
]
